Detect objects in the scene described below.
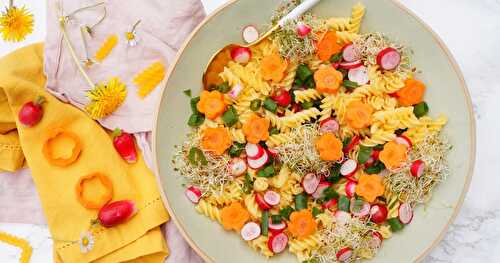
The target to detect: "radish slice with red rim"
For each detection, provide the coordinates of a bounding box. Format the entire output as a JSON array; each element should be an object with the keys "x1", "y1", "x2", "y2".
[
  {"x1": 395, "y1": 135, "x2": 412, "y2": 148},
  {"x1": 255, "y1": 193, "x2": 272, "y2": 210},
  {"x1": 345, "y1": 180, "x2": 357, "y2": 198},
  {"x1": 369, "y1": 204, "x2": 388, "y2": 224},
  {"x1": 263, "y1": 191, "x2": 281, "y2": 206},
  {"x1": 231, "y1": 46, "x2": 252, "y2": 64},
  {"x1": 339, "y1": 60, "x2": 363, "y2": 69},
  {"x1": 242, "y1": 25, "x2": 259, "y2": 44},
  {"x1": 334, "y1": 210, "x2": 351, "y2": 225},
  {"x1": 185, "y1": 186, "x2": 202, "y2": 204},
  {"x1": 342, "y1": 44, "x2": 358, "y2": 62},
  {"x1": 228, "y1": 83, "x2": 243, "y2": 99},
  {"x1": 296, "y1": 22, "x2": 312, "y2": 38},
  {"x1": 340, "y1": 159, "x2": 358, "y2": 177},
  {"x1": 377, "y1": 47, "x2": 401, "y2": 70},
  {"x1": 336, "y1": 247, "x2": 353, "y2": 262},
  {"x1": 369, "y1": 231, "x2": 383, "y2": 248},
  {"x1": 319, "y1": 118, "x2": 339, "y2": 134},
  {"x1": 410, "y1": 159, "x2": 425, "y2": 178},
  {"x1": 348, "y1": 65, "x2": 369, "y2": 85},
  {"x1": 241, "y1": 222, "x2": 261, "y2": 241},
  {"x1": 268, "y1": 233, "x2": 289, "y2": 253},
  {"x1": 350, "y1": 200, "x2": 370, "y2": 217},
  {"x1": 247, "y1": 151, "x2": 269, "y2": 169},
  {"x1": 312, "y1": 182, "x2": 332, "y2": 199},
  {"x1": 302, "y1": 173, "x2": 320, "y2": 194},
  {"x1": 228, "y1": 158, "x2": 247, "y2": 177},
  {"x1": 398, "y1": 203, "x2": 413, "y2": 224},
  {"x1": 268, "y1": 218, "x2": 287, "y2": 234},
  {"x1": 246, "y1": 143, "x2": 264, "y2": 160}
]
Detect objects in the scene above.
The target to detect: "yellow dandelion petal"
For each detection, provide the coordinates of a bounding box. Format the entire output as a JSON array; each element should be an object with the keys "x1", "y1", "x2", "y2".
[
  {"x1": 85, "y1": 77, "x2": 127, "y2": 119},
  {"x1": 94, "y1": 34, "x2": 118, "y2": 62},
  {"x1": 133, "y1": 62, "x2": 166, "y2": 98},
  {"x1": 0, "y1": 6, "x2": 34, "y2": 42}
]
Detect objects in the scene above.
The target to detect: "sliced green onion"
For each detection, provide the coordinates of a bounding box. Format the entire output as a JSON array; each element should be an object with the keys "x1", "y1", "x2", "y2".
[
  {"x1": 269, "y1": 127, "x2": 280, "y2": 135},
  {"x1": 330, "y1": 52, "x2": 343, "y2": 63},
  {"x1": 183, "y1": 89, "x2": 192, "y2": 97},
  {"x1": 312, "y1": 207, "x2": 323, "y2": 218},
  {"x1": 387, "y1": 218, "x2": 404, "y2": 232},
  {"x1": 413, "y1": 101, "x2": 429, "y2": 117},
  {"x1": 357, "y1": 145, "x2": 373, "y2": 164},
  {"x1": 279, "y1": 206, "x2": 294, "y2": 220},
  {"x1": 250, "y1": 99, "x2": 262, "y2": 111},
  {"x1": 294, "y1": 193, "x2": 308, "y2": 211},
  {"x1": 271, "y1": 214, "x2": 282, "y2": 224},
  {"x1": 217, "y1": 82, "x2": 231, "y2": 93},
  {"x1": 296, "y1": 64, "x2": 313, "y2": 81},
  {"x1": 338, "y1": 195, "x2": 350, "y2": 212},
  {"x1": 222, "y1": 106, "x2": 238, "y2": 127},
  {"x1": 243, "y1": 172, "x2": 254, "y2": 194},
  {"x1": 187, "y1": 113, "x2": 204, "y2": 127},
  {"x1": 263, "y1": 97, "x2": 278, "y2": 113},
  {"x1": 343, "y1": 80, "x2": 360, "y2": 90},
  {"x1": 261, "y1": 211, "x2": 269, "y2": 236},
  {"x1": 190, "y1": 96, "x2": 200, "y2": 113},
  {"x1": 301, "y1": 101, "x2": 314, "y2": 109}
]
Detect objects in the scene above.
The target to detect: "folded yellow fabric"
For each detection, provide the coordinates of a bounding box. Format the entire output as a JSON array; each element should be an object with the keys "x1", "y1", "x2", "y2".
[{"x1": 0, "y1": 43, "x2": 169, "y2": 262}]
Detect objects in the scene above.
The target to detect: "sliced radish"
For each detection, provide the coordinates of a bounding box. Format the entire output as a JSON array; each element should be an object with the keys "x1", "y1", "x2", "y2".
[
  {"x1": 334, "y1": 210, "x2": 351, "y2": 225},
  {"x1": 185, "y1": 186, "x2": 202, "y2": 204},
  {"x1": 268, "y1": 233, "x2": 288, "y2": 254},
  {"x1": 242, "y1": 25, "x2": 259, "y2": 44},
  {"x1": 231, "y1": 46, "x2": 252, "y2": 64},
  {"x1": 247, "y1": 150, "x2": 269, "y2": 169},
  {"x1": 228, "y1": 83, "x2": 243, "y2": 99},
  {"x1": 336, "y1": 247, "x2": 353, "y2": 262},
  {"x1": 369, "y1": 204, "x2": 388, "y2": 224},
  {"x1": 241, "y1": 222, "x2": 261, "y2": 241},
  {"x1": 377, "y1": 47, "x2": 401, "y2": 70},
  {"x1": 342, "y1": 43, "x2": 358, "y2": 62},
  {"x1": 351, "y1": 200, "x2": 370, "y2": 217},
  {"x1": 255, "y1": 193, "x2": 272, "y2": 210},
  {"x1": 339, "y1": 60, "x2": 363, "y2": 70},
  {"x1": 398, "y1": 203, "x2": 413, "y2": 224},
  {"x1": 312, "y1": 182, "x2": 332, "y2": 199},
  {"x1": 395, "y1": 135, "x2": 412, "y2": 148},
  {"x1": 410, "y1": 160, "x2": 425, "y2": 178},
  {"x1": 348, "y1": 65, "x2": 369, "y2": 85},
  {"x1": 246, "y1": 143, "x2": 264, "y2": 160},
  {"x1": 267, "y1": 148, "x2": 279, "y2": 159},
  {"x1": 296, "y1": 22, "x2": 312, "y2": 38},
  {"x1": 319, "y1": 118, "x2": 339, "y2": 134},
  {"x1": 263, "y1": 191, "x2": 281, "y2": 206},
  {"x1": 302, "y1": 173, "x2": 320, "y2": 194},
  {"x1": 322, "y1": 198, "x2": 338, "y2": 210},
  {"x1": 369, "y1": 231, "x2": 383, "y2": 248},
  {"x1": 340, "y1": 159, "x2": 358, "y2": 177},
  {"x1": 345, "y1": 181, "x2": 357, "y2": 198},
  {"x1": 268, "y1": 219, "x2": 287, "y2": 234},
  {"x1": 228, "y1": 158, "x2": 247, "y2": 177}
]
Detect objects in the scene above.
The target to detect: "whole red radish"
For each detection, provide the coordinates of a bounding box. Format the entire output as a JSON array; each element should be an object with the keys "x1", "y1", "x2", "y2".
[
  {"x1": 97, "y1": 200, "x2": 137, "y2": 227},
  {"x1": 271, "y1": 88, "x2": 292, "y2": 107},
  {"x1": 112, "y1": 128, "x2": 138, "y2": 164},
  {"x1": 18, "y1": 96, "x2": 45, "y2": 127}
]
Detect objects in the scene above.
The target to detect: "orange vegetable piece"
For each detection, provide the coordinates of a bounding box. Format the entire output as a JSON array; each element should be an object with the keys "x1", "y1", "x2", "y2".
[
  {"x1": 75, "y1": 172, "x2": 114, "y2": 209},
  {"x1": 355, "y1": 173, "x2": 385, "y2": 203},
  {"x1": 315, "y1": 133, "x2": 343, "y2": 161},
  {"x1": 261, "y1": 53, "x2": 288, "y2": 82},
  {"x1": 42, "y1": 127, "x2": 82, "y2": 167},
  {"x1": 220, "y1": 202, "x2": 250, "y2": 231},
  {"x1": 396, "y1": 79, "x2": 426, "y2": 106},
  {"x1": 379, "y1": 141, "x2": 408, "y2": 170},
  {"x1": 316, "y1": 31, "x2": 342, "y2": 61},
  {"x1": 197, "y1": 90, "x2": 227, "y2": 119},
  {"x1": 314, "y1": 66, "x2": 343, "y2": 94},
  {"x1": 201, "y1": 127, "x2": 232, "y2": 155},
  {"x1": 345, "y1": 101, "x2": 373, "y2": 129},
  {"x1": 242, "y1": 114, "x2": 270, "y2": 144},
  {"x1": 288, "y1": 210, "x2": 317, "y2": 239}
]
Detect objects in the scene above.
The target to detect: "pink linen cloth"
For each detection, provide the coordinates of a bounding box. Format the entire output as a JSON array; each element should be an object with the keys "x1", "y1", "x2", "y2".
[{"x1": 0, "y1": 0, "x2": 206, "y2": 262}]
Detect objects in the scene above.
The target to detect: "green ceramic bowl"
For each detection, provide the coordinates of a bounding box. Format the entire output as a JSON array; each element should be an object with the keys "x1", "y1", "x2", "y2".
[{"x1": 153, "y1": 0, "x2": 475, "y2": 262}]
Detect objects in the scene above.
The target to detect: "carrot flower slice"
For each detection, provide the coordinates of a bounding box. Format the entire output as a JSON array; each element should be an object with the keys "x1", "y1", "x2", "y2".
[
  {"x1": 75, "y1": 173, "x2": 114, "y2": 210},
  {"x1": 42, "y1": 128, "x2": 81, "y2": 167},
  {"x1": 355, "y1": 173, "x2": 385, "y2": 203},
  {"x1": 197, "y1": 90, "x2": 227, "y2": 119},
  {"x1": 201, "y1": 127, "x2": 232, "y2": 155},
  {"x1": 314, "y1": 66, "x2": 343, "y2": 94},
  {"x1": 316, "y1": 31, "x2": 342, "y2": 61},
  {"x1": 220, "y1": 202, "x2": 250, "y2": 231},
  {"x1": 396, "y1": 79, "x2": 426, "y2": 106},
  {"x1": 345, "y1": 101, "x2": 373, "y2": 129},
  {"x1": 288, "y1": 210, "x2": 317, "y2": 239},
  {"x1": 315, "y1": 133, "x2": 343, "y2": 161},
  {"x1": 379, "y1": 141, "x2": 408, "y2": 170},
  {"x1": 242, "y1": 114, "x2": 270, "y2": 144},
  {"x1": 261, "y1": 53, "x2": 288, "y2": 82}
]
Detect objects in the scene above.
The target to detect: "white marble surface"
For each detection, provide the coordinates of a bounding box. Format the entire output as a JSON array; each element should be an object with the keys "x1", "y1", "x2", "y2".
[{"x1": 1, "y1": 0, "x2": 499, "y2": 262}]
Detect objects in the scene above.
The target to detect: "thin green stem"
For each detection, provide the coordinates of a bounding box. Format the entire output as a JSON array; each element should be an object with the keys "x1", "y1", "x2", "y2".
[
  {"x1": 67, "y1": 1, "x2": 104, "y2": 18},
  {"x1": 88, "y1": 7, "x2": 106, "y2": 29},
  {"x1": 131, "y1": 19, "x2": 141, "y2": 32}
]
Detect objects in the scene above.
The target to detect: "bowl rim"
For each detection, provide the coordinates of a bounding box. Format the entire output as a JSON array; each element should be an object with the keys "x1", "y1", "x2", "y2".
[{"x1": 152, "y1": 1, "x2": 476, "y2": 262}]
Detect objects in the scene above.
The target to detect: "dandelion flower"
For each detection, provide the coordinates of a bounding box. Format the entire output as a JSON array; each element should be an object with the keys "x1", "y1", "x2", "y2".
[
  {"x1": 86, "y1": 77, "x2": 127, "y2": 119},
  {"x1": 78, "y1": 231, "x2": 94, "y2": 254},
  {"x1": 0, "y1": 5, "x2": 34, "y2": 42}
]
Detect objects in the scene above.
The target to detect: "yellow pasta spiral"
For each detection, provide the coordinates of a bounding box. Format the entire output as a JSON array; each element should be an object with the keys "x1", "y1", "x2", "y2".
[
  {"x1": 95, "y1": 34, "x2": 118, "y2": 62},
  {"x1": 133, "y1": 62, "x2": 166, "y2": 98},
  {"x1": 348, "y1": 3, "x2": 366, "y2": 33},
  {"x1": 195, "y1": 199, "x2": 222, "y2": 223}
]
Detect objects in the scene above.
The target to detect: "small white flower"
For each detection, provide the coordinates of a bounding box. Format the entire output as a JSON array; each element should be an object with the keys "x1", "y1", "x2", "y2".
[
  {"x1": 125, "y1": 30, "x2": 138, "y2": 46},
  {"x1": 79, "y1": 231, "x2": 94, "y2": 254}
]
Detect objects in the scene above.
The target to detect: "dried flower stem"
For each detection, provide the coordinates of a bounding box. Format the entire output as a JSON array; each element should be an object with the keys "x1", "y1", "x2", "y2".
[
  {"x1": 131, "y1": 19, "x2": 141, "y2": 31},
  {"x1": 9, "y1": 0, "x2": 13, "y2": 8},
  {"x1": 66, "y1": 2, "x2": 104, "y2": 18}
]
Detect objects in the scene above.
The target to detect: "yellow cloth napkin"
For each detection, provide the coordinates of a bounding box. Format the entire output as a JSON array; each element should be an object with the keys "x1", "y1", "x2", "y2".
[{"x1": 0, "y1": 43, "x2": 170, "y2": 262}]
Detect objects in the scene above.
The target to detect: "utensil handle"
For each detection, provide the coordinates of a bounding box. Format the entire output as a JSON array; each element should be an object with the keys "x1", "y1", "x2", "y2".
[{"x1": 278, "y1": 0, "x2": 321, "y2": 27}]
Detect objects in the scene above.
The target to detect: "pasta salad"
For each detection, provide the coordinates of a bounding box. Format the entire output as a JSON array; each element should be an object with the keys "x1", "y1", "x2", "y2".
[{"x1": 172, "y1": 1, "x2": 451, "y2": 262}]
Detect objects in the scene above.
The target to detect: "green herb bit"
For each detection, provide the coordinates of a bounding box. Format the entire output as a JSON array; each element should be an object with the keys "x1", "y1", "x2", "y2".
[
  {"x1": 294, "y1": 78, "x2": 304, "y2": 87},
  {"x1": 222, "y1": 106, "x2": 238, "y2": 127},
  {"x1": 279, "y1": 206, "x2": 294, "y2": 220},
  {"x1": 342, "y1": 137, "x2": 352, "y2": 148},
  {"x1": 330, "y1": 52, "x2": 343, "y2": 63},
  {"x1": 217, "y1": 81, "x2": 231, "y2": 93},
  {"x1": 365, "y1": 160, "x2": 386, "y2": 174},
  {"x1": 301, "y1": 101, "x2": 314, "y2": 109},
  {"x1": 295, "y1": 193, "x2": 308, "y2": 211},
  {"x1": 257, "y1": 165, "x2": 275, "y2": 178},
  {"x1": 321, "y1": 186, "x2": 338, "y2": 202},
  {"x1": 187, "y1": 113, "x2": 205, "y2": 127},
  {"x1": 183, "y1": 89, "x2": 192, "y2": 97},
  {"x1": 229, "y1": 142, "x2": 245, "y2": 157},
  {"x1": 243, "y1": 172, "x2": 254, "y2": 194},
  {"x1": 302, "y1": 259, "x2": 319, "y2": 263},
  {"x1": 269, "y1": 127, "x2": 280, "y2": 135},
  {"x1": 343, "y1": 80, "x2": 360, "y2": 90},
  {"x1": 263, "y1": 97, "x2": 278, "y2": 113},
  {"x1": 188, "y1": 147, "x2": 207, "y2": 166},
  {"x1": 357, "y1": 145, "x2": 373, "y2": 164},
  {"x1": 190, "y1": 96, "x2": 200, "y2": 113},
  {"x1": 297, "y1": 64, "x2": 313, "y2": 81},
  {"x1": 338, "y1": 195, "x2": 350, "y2": 212},
  {"x1": 250, "y1": 99, "x2": 262, "y2": 111},
  {"x1": 312, "y1": 207, "x2": 324, "y2": 218},
  {"x1": 261, "y1": 211, "x2": 269, "y2": 236},
  {"x1": 413, "y1": 101, "x2": 429, "y2": 117},
  {"x1": 271, "y1": 214, "x2": 282, "y2": 224},
  {"x1": 387, "y1": 218, "x2": 404, "y2": 232},
  {"x1": 351, "y1": 198, "x2": 365, "y2": 213}
]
